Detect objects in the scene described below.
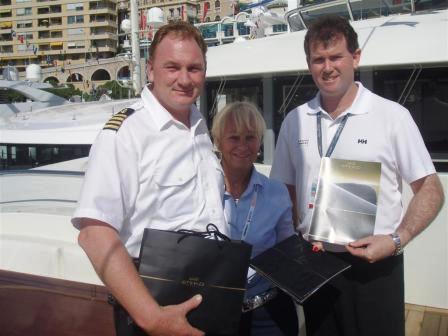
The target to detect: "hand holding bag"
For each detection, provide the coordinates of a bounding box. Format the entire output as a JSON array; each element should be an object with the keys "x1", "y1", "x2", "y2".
[{"x1": 138, "y1": 224, "x2": 252, "y2": 335}]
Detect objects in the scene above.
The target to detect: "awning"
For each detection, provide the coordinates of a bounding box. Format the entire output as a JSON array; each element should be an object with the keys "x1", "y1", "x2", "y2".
[
  {"x1": 0, "y1": 55, "x2": 38, "y2": 60},
  {"x1": 0, "y1": 9, "x2": 12, "y2": 14},
  {"x1": 50, "y1": 42, "x2": 63, "y2": 47},
  {"x1": 0, "y1": 21, "x2": 12, "y2": 28}
]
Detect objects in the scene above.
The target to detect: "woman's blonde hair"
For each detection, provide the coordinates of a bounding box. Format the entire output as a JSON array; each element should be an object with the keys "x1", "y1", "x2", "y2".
[{"x1": 211, "y1": 101, "x2": 266, "y2": 150}]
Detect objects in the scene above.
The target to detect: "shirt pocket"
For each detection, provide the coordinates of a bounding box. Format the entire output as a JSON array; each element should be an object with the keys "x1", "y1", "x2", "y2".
[{"x1": 153, "y1": 161, "x2": 197, "y2": 219}]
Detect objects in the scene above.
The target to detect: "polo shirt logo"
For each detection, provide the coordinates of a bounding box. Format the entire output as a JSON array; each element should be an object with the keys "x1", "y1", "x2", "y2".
[
  {"x1": 358, "y1": 139, "x2": 368, "y2": 144},
  {"x1": 298, "y1": 139, "x2": 309, "y2": 145}
]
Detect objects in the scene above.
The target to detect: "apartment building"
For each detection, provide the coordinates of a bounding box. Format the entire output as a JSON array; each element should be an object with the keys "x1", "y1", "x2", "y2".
[{"x1": 0, "y1": 0, "x2": 118, "y2": 73}]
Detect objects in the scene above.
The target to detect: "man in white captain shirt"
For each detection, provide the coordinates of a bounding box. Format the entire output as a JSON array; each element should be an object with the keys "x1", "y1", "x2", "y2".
[
  {"x1": 270, "y1": 15, "x2": 444, "y2": 336},
  {"x1": 72, "y1": 21, "x2": 226, "y2": 336}
]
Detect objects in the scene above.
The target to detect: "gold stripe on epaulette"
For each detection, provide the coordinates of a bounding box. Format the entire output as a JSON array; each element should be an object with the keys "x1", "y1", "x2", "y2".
[
  {"x1": 109, "y1": 115, "x2": 127, "y2": 121},
  {"x1": 103, "y1": 125, "x2": 120, "y2": 131},
  {"x1": 103, "y1": 107, "x2": 135, "y2": 132},
  {"x1": 105, "y1": 120, "x2": 123, "y2": 127}
]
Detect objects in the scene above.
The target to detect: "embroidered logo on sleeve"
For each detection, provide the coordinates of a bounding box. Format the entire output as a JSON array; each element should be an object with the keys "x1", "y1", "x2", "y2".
[{"x1": 103, "y1": 108, "x2": 135, "y2": 132}]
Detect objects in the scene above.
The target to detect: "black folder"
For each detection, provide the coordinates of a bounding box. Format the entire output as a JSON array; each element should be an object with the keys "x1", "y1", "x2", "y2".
[{"x1": 250, "y1": 234, "x2": 351, "y2": 304}]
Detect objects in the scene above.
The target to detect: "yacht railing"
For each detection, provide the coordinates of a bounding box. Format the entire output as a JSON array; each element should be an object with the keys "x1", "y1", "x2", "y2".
[
  {"x1": 195, "y1": 12, "x2": 288, "y2": 46},
  {"x1": 0, "y1": 169, "x2": 85, "y2": 214},
  {"x1": 285, "y1": 0, "x2": 447, "y2": 31}
]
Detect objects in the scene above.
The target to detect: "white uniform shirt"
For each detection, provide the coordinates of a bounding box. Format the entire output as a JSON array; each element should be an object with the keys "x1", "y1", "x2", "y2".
[
  {"x1": 271, "y1": 82, "x2": 435, "y2": 238},
  {"x1": 72, "y1": 87, "x2": 227, "y2": 257}
]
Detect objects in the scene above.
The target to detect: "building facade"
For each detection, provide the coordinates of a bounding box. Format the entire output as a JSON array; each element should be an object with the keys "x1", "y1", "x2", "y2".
[
  {"x1": 0, "y1": 0, "x2": 258, "y2": 90},
  {"x1": 0, "y1": 0, "x2": 118, "y2": 74}
]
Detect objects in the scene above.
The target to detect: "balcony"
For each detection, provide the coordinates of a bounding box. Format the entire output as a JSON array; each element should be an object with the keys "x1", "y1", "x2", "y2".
[
  {"x1": 89, "y1": 1, "x2": 116, "y2": 11},
  {"x1": 0, "y1": 37, "x2": 13, "y2": 45},
  {"x1": 50, "y1": 17, "x2": 62, "y2": 26},
  {"x1": 38, "y1": 30, "x2": 62, "y2": 39},
  {"x1": 89, "y1": 15, "x2": 117, "y2": 27},
  {"x1": 38, "y1": 31, "x2": 50, "y2": 39},
  {"x1": 0, "y1": 8, "x2": 12, "y2": 18},
  {"x1": 37, "y1": 5, "x2": 61, "y2": 15},
  {"x1": 0, "y1": 21, "x2": 12, "y2": 30},
  {"x1": 38, "y1": 18, "x2": 50, "y2": 27},
  {"x1": 0, "y1": 45, "x2": 12, "y2": 53}
]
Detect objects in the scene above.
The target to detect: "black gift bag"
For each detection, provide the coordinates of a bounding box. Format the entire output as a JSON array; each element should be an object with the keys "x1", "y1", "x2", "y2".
[{"x1": 138, "y1": 224, "x2": 252, "y2": 335}]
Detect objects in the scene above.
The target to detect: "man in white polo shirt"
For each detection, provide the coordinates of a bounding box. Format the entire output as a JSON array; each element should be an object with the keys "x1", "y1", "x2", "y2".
[
  {"x1": 72, "y1": 21, "x2": 226, "y2": 336},
  {"x1": 270, "y1": 15, "x2": 444, "y2": 336}
]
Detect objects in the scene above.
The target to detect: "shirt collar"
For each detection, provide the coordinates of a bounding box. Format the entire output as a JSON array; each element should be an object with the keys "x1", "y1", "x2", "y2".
[
  {"x1": 224, "y1": 167, "x2": 264, "y2": 200},
  {"x1": 307, "y1": 82, "x2": 368, "y2": 119},
  {"x1": 141, "y1": 86, "x2": 203, "y2": 131}
]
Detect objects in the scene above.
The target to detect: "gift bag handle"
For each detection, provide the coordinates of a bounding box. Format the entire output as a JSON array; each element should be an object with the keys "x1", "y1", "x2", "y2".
[{"x1": 177, "y1": 223, "x2": 231, "y2": 243}]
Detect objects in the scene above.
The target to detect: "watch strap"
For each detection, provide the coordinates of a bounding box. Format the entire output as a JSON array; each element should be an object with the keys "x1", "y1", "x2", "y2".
[{"x1": 389, "y1": 233, "x2": 403, "y2": 256}]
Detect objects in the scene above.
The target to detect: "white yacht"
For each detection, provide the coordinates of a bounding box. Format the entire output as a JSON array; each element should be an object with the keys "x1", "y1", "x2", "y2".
[
  {"x1": 0, "y1": 0, "x2": 447, "y2": 333},
  {"x1": 0, "y1": 79, "x2": 70, "y2": 117}
]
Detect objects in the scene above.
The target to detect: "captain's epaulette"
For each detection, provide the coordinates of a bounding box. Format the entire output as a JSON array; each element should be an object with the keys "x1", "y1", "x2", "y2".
[{"x1": 103, "y1": 108, "x2": 135, "y2": 132}]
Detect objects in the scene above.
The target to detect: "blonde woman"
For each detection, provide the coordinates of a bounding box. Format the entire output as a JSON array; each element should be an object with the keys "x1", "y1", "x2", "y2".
[{"x1": 212, "y1": 101, "x2": 298, "y2": 336}]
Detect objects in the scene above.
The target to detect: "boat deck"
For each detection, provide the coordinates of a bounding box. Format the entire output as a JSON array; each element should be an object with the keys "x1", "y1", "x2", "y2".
[{"x1": 406, "y1": 304, "x2": 448, "y2": 336}]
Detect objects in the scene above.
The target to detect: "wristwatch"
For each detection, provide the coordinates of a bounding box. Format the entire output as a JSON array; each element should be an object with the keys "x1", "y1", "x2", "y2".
[{"x1": 389, "y1": 233, "x2": 403, "y2": 256}]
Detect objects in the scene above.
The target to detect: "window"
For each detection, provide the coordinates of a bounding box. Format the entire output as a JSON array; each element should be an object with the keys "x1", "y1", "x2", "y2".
[
  {"x1": 215, "y1": 0, "x2": 220, "y2": 9},
  {"x1": 67, "y1": 15, "x2": 84, "y2": 24},
  {"x1": 67, "y1": 28, "x2": 84, "y2": 35},
  {"x1": 50, "y1": 30, "x2": 62, "y2": 38},
  {"x1": 67, "y1": 2, "x2": 83, "y2": 11},
  {"x1": 16, "y1": 7, "x2": 32, "y2": 16},
  {"x1": 17, "y1": 32, "x2": 33, "y2": 40},
  {"x1": 68, "y1": 42, "x2": 85, "y2": 49},
  {"x1": 16, "y1": 20, "x2": 32, "y2": 29}
]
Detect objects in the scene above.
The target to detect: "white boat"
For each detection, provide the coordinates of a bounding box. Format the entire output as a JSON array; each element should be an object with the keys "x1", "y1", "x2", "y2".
[
  {"x1": 0, "y1": 79, "x2": 69, "y2": 117},
  {"x1": 0, "y1": 0, "x2": 447, "y2": 333},
  {"x1": 0, "y1": 99, "x2": 137, "y2": 335}
]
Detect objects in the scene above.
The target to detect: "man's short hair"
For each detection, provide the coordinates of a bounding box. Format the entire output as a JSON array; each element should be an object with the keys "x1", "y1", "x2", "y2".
[
  {"x1": 304, "y1": 15, "x2": 359, "y2": 60},
  {"x1": 149, "y1": 21, "x2": 207, "y2": 62},
  {"x1": 211, "y1": 101, "x2": 266, "y2": 151}
]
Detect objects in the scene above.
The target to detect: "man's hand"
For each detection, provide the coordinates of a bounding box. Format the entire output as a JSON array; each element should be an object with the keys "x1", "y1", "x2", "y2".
[
  {"x1": 146, "y1": 295, "x2": 205, "y2": 336},
  {"x1": 346, "y1": 234, "x2": 396, "y2": 263}
]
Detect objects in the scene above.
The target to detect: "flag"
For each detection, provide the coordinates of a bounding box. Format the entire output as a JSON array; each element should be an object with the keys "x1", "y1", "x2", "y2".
[
  {"x1": 202, "y1": 2, "x2": 209, "y2": 22},
  {"x1": 140, "y1": 9, "x2": 146, "y2": 39},
  {"x1": 19, "y1": 35, "x2": 24, "y2": 43}
]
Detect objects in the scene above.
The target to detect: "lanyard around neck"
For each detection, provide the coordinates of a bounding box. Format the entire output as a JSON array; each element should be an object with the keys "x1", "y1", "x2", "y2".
[
  {"x1": 241, "y1": 184, "x2": 260, "y2": 241},
  {"x1": 317, "y1": 112, "x2": 349, "y2": 158}
]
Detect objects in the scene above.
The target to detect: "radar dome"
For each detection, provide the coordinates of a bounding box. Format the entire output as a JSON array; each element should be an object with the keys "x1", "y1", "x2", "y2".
[
  {"x1": 26, "y1": 64, "x2": 42, "y2": 82},
  {"x1": 121, "y1": 18, "x2": 131, "y2": 33},
  {"x1": 2, "y1": 65, "x2": 19, "y2": 81},
  {"x1": 147, "y1": 7, "x2": 164, "y2": 27}
]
